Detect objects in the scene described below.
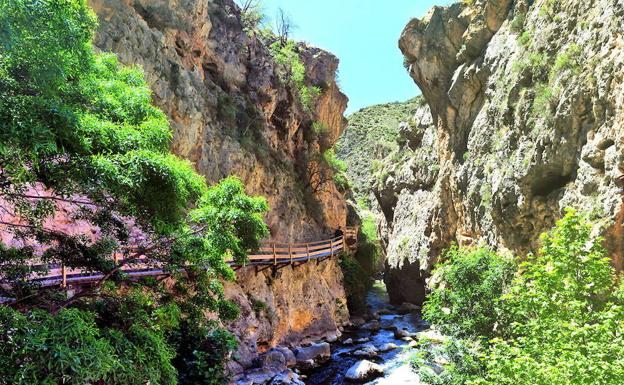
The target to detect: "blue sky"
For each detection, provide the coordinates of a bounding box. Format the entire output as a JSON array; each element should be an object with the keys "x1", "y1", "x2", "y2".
[{"x1": 259, "y1": 0, "x2": 453, "y2": 114}]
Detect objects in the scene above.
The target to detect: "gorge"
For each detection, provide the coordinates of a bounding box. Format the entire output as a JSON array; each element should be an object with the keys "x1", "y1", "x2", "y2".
[{"x1": 1, "y1": 0, "x2": 623, "y2": 384}]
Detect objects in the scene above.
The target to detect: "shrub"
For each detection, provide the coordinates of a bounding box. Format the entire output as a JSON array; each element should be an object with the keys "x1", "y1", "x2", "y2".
[
  {"x1": 269, "y1": 40, "x2": 321, "y2": 112},
  {"x1": 416, "y1": 210, "x2": 624, "y2": 385},
  {"x1": 510, "y1": 11, "x2": 527, "y2": 33},
  {"x1": 340, "y1": 255, "x2": 369, "y2": 315},
  {"x1": 423, "y1": 246, "x2": 515, "y2": 339}
]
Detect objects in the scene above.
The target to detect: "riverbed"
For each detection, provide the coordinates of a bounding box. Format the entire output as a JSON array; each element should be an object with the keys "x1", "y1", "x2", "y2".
[{"x1": 302, "y1": 280, "x2": 426, "y2": 384}]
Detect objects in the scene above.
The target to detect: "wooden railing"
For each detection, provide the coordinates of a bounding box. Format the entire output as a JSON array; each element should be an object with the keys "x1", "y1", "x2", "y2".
[{"x1": 24, "y1": 227, "x2": 359, "y2": 288}]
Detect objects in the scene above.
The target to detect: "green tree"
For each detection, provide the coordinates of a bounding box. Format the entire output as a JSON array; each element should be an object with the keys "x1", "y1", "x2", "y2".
[
  {"x1": 0, "y1": 1, "x2": 269, "y2": 384},
  {"x1": 422, "y1": 246, "x2": 515, "y2": 339}
]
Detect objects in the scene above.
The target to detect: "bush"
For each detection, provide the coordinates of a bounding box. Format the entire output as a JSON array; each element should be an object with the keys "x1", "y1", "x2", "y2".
[
  {"x1": 423, "y1": 246, "x2": 515, "y2": 339},
  {"x1": 417, "y1": 210, "x2": 624, "y2": 385},
  {"x1": 340, "y1": 255, "x2": 369, "y2": 315},
  {"x1": 269, "y1": 40, "x2": 321, "y2": 112}
]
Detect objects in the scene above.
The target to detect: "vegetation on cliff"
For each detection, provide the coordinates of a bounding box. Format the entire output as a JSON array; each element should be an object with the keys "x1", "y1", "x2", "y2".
[
  {"x1": 336, "y1": 97, "x2": 425, "y2": 207},
  {"x1": 414, "y1": 210, "x2": 624, "y2": 384},
  {"x1": 0, "y1": 1, "x2": 268, "y2": 383}
]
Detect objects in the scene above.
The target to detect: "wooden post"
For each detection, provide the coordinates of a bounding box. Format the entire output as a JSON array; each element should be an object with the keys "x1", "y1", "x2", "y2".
[
  {"x1": 343, "y1": 235, "x2": 347, "y2": 254},
  {"x1": 61, "y1": 263, "x2": 67, "y2": 288},
  {"x1": 273, "y1": 243, "x2": 277, "y2": 265},
  {"x1": 289, "y1": 244, "x2": 292, "y2": 264},
  {"x1": 331, "y1": 239, "x2": 334, "y2": 258},
  {"x1": 306, "y1": 243, "x2": 310, "y2": 262}
]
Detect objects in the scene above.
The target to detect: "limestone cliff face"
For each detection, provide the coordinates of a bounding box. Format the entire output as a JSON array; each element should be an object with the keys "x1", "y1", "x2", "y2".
[
  {"x1": 90, "y1": 0, "x2": 348, "y2": 241},
  {"x1": 89, "y1": 0, "x2": 349, "y2": 373},
  {"x1": 377, "y1": 0, "x2": 624, "y2": 305}
]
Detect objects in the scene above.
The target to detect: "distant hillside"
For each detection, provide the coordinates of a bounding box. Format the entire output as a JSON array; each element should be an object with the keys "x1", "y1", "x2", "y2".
[{"x1": 335, "y1": 96, "x2": 425, "y2": 206}]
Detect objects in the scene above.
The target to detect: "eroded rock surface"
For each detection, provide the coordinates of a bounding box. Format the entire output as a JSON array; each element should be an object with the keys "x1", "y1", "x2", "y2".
[
  {"x1": 377, "y1": 0, "x2": 624, "y2": 304},
  {"x1": 88, "y1": 0, "x2": 350, "y2": 376}
]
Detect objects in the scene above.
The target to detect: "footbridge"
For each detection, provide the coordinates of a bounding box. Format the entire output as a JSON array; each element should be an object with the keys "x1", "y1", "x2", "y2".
[{"x1": 28, "y1": 226, "x2": 359, "y2": 288}]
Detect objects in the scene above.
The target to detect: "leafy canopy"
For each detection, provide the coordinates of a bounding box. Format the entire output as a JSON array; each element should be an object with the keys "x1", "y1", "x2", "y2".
[
  {"x1": 417, "y1": 209, "x2": 624, "y2": 385},
  {"x1": 0, "y1": 1, "x2": 269, "y2": 384}
]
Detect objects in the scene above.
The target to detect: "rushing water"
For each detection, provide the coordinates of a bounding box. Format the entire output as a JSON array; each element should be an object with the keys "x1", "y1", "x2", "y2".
[{"x1": 302, "y1": 281, "x2": 426, "y2": 384}]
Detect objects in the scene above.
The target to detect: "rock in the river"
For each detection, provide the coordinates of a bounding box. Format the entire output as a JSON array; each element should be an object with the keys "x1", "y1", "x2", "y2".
[
  {"x1": 394, "y1": 328, "x2": 415, "y2": 339},
  {"x1": 295, "y1": 342, "x2": 331, "y2": 364},
  {"x1": 345, "y1": 360, "x2": 385, "y2": 382},
  {"x1": 343, "y1": 338, "x2": 354, "y2": 345},
  {"x1": 378, "y1": 343, "x2": 399, "y2": 352},
  {"x1": 269, "y1": 370, "x2": 306, "y2": 385},
  {"x1": 352, "y1": 343, "x2": 379, "y2": 358},
  {"x1": 351, "y1": 317, "x2": 366, "y2": 326},
  {"x1": 398, "y1": 302, "x2": 421, "y2": 314},
  {"x1": 355, "y1": 337, "x2": 370, "y2": 343},
  {"x1": 361, "y1": 320, "x2": 381, "y2": 331}
]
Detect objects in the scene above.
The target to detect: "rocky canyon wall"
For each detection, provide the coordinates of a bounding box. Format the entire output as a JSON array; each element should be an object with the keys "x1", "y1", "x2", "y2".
[
  {"x1": 89, "y1": 0, "x2": 350, "y2": 373},
  {"x1": 376, "y1": 0, "x2": 624, "y2": 305}
]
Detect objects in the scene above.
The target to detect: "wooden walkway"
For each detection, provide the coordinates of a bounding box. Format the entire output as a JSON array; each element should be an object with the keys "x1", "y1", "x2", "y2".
[{"x1": 27, "y1": 227, "x2": 359, "y2": 288}]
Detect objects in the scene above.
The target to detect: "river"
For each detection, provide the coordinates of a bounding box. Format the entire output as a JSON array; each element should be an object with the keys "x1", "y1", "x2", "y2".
[{"x1": 301, "y1": 280, "x2": 426, "y2": 384}]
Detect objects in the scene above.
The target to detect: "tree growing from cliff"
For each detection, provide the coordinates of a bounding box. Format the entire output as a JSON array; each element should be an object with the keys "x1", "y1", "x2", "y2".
[{"x1": 0, "y1": 0, "x2": 268, "y2": 383}]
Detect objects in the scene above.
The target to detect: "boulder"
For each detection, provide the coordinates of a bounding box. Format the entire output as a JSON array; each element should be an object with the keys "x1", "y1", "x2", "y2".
[
  {"x1": 269, "y1": 370, "x2": 305, "y2": 385},
  {"x1": 352, "y1": 343, "x2": 378, "y2": 358},
  {"x1": 295, "y1": 342, "x2": 331, "y2": 363},
  {"x1": 398, "y1": 302, "x2": 421, "y2": 314},
  {"x1": 345, "y1": 360, "x2": 385, "y2": 382},
  {"x1": 394, "y1": 328, "x2": 415, "y2": 339},
  {"x1": 378, "y1": 343, "x2": 399, "y2": 352},
  {"x1": 351, "y1": 317, "x2": 366, "y2": 326},
  {"x1": 260, "y1": 350, "x2": 287, "y2": 372},
  {"x1": 361, "y1": 320, "x2": 381, "y2": 331},
  {"x1": 343, "y1": 338, "x2": 354, "y2": 345},
  {"x1": 273, "y1": 347, "x2": 297, "y2": 368}
]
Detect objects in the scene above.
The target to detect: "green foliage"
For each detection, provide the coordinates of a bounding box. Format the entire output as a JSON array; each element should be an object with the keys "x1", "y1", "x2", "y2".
[
  {"x1": 423, "y1": 246, "x2": 515, "y2": 339},
  {"x1": 354, "y1": 213, "x2": 381, "y2": 276},
  {"x1": 510, "y1": 10, "x2": 527, "y2": 33},
  {"x1": 269, "y1": 40, "x2": 321, "y2": 112},
  {"x1": 335, "y1": 97, "x2": 424, "y2": 204},
  {"x1": 517, "y1": 30, "x2": 532, "y2": 47},
  {"x1": 321, "y1": 148, "x2": 349, "y2": 192},
  {"x1": 0, "y1": 1, "x2": 270, "y2": 384},
  {"x1": 0, "y1": 307, "x2": 118, "y2": 384},
  {"x1": 236, "y1": 0, "x2": 265, "y2": 32},
  {"x1": 552, "y1": 44, "x2": 582, "y2": 76},
  {"x1": 412, "y1": 338, "x2": 486, "y2": 385},
  {"x1": 418, "y1": 210, "x2": 624, "y2": 385},
  {"x1": 339, "y1": 255, "x2": 369, "y2": 315}
]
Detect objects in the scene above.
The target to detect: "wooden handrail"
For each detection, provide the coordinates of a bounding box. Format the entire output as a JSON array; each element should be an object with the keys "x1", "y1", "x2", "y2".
[{"x1": 14, "y1": 230, "x2": 359, "y2": 288}]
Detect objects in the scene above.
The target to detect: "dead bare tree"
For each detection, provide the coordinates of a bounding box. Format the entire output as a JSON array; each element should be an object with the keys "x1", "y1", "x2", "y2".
[{"x1": 275, "y1": 7, "x2": 293, "y2": 46}]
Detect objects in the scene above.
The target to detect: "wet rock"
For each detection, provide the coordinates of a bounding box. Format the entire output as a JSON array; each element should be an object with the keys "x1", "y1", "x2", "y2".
[
  {"x1": 355, "y1": 337, "x2": 370, "y2": 343},
  {"x1": 273, "y1": 347, "x2": 296, "y2": 368},
  {"x1": 260, "y1": 350, "x2": 287, "y2": 372},
  {"x1": 345, "y1": 360, "x2": 385, "y2": 382},
  {"x1": 351, "y1": 317, "x2": 366, "y2": 326},
  {"x1": 343, "y1": 338, "x2": 354, "y2": 345},
  {"x1": 361, "y1": 320, "x2": 381, "y2": 331},
  {"x1": 398, "y1": 302, "x2": 421, "y2": 314},
  {"x1": 269, "y1": 370, "x2": 305, "y2": 385},
  {"x1": 394, "y1": 328, "x2": 416, "y2": 339},
  {"x1": 295, "y1": 342, "x2": 331, "y2": 363},
  {"x1": 378, "y1": 343, "x2": 399, "y2": 352},
  {"x1": 352, "y1": 343, "x2": 379, "y2": 359}
]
